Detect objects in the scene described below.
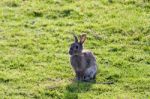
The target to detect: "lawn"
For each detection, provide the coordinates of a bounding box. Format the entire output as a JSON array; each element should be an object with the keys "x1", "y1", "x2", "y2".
[{"x1": 0, "y1": 0, "x2": 150, "y2": 98}]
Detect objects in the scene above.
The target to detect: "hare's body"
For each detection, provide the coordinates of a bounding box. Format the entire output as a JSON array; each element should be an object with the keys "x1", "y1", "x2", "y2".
[
  {"x1": 69, "y1": 34, "x2": 97, "y2": 81},
  {"x1": 70, "y1": 51, "x2": 97, "y2": 81}
]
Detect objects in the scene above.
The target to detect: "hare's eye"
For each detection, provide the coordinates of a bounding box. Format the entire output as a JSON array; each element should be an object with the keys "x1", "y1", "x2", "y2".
[{"x1": 76, "y1": 46, "x2": 78, "y2": 49}]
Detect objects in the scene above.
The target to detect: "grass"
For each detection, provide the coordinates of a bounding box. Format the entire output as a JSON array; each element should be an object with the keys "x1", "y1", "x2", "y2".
[{"x1": 0, "y1": 0, "x2": 150, "y2": 98}]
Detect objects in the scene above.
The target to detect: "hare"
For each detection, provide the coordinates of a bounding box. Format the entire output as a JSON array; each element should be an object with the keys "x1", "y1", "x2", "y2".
[{"x1": 69, "y1": 34, "x2": 97, "y2": 81}]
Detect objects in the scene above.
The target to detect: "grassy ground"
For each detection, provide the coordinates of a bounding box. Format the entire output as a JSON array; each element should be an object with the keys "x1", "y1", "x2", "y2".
[{"x1": 0, "y1": 0, "x2": 150, "y2": 98}]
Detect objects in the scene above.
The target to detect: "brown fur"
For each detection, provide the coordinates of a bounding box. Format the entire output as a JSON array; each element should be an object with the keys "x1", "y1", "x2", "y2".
[{"x1": 70, "y1": 51, "x2": 97, "y2": 80}]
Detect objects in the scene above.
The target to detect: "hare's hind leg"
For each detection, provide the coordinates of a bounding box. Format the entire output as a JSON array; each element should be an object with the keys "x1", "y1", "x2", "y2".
[{"x1": 84, "y1": 66, "x2": 97, "y2": 81}]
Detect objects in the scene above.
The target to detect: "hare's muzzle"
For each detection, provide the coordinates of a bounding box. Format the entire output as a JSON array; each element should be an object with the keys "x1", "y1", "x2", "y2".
[{"x1": 69, "y1": 49, "x2": 73, "y2": 55}]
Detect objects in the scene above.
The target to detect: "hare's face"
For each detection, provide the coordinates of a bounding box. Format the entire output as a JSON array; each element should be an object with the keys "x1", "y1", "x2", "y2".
[
  {"x1": 69, "y1": 42, "x2": 83, "y2": 55},
  {"x1": 69, "y1": 34, "x2": 86, "y2": 55}
]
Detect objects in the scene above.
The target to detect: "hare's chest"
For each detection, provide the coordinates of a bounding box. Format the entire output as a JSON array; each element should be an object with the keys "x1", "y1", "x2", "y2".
[{"x1": 71, "y1": 56, "x2": 86, "y2": 70}]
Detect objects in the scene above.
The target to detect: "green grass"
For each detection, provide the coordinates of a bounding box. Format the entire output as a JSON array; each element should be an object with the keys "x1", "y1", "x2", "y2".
[{"x1": 0, "y1": 0, "x2": 150, "y2": 98}]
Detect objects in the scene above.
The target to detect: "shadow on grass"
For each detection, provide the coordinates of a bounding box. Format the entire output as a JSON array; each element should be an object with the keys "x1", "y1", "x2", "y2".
[{"x1": 64, "y1": 80, "x2": 96, "y2": 99}]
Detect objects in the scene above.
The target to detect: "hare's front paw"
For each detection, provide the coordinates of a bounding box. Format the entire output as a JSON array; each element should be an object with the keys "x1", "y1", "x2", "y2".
[{"x1": 75, "y1": 74, "x2": 81, "y2": 81}]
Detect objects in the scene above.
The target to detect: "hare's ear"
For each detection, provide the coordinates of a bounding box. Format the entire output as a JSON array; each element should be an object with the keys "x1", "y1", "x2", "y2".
[
  {"x1": 80, "y1": 34, "x2": 86, "y2": 44},
  {"x1": 73, "y1": 34, "x2": 78, "y2": 42}
]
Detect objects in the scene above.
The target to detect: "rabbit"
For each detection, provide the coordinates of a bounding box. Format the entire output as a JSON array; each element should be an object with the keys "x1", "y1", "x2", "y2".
[{"x1": 69, "y1": 34, "x2": 97, "y2": 81}]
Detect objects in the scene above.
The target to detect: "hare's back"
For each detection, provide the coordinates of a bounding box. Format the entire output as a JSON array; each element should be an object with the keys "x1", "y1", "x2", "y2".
[{"x1": 82, "y1": 51, "x2": 96, "y2": 61}]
